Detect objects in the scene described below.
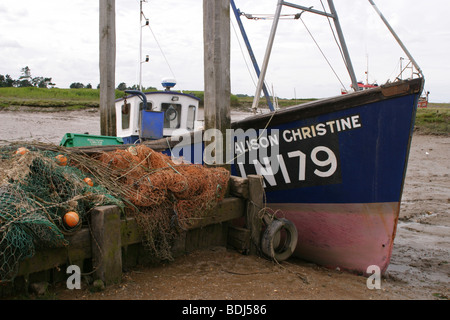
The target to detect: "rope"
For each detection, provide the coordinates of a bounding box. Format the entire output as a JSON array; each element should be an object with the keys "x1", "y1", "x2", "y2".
[
  {"x1": 320, "y1": 0, "x2": 356, "y2": 91},
  {"x1": 237, "y1": 3, "x2": 348, "y2": 96},
  {"x1": 299, "y1": 14, "x2": 347, "y2": 91},
  {"x1": 231, "y1": 16, "x2": 275, "y2": 111},
  {"x1": 231, "y1": 18, "x2": 258, "y2": 88},
  {"x1": 141, "y1": 11, "x2": 177, "y2": 81}
]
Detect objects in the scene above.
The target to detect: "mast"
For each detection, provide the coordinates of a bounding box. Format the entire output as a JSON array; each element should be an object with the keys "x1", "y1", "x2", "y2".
[
  {"x1": 251, "y1": 0, "x2": 360, "y2": 112},
  {"x1": 139, "y1": 0, "x2": 145, "y2": 91},
  {"x1": 327, "y1": 0, "x2": 359, "y2": 92},
  {"x1": 251, "y1": 0, "x2": 283, "y2": 113},
  {"x1": 368, "y1": 0, "x2": 423, "y2": 78},
  {"x1": 230, "y1": 0, "x2": 275, "y2": 111}
]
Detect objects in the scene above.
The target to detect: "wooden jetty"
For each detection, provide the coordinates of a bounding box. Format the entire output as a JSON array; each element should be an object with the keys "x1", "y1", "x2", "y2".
[{"x1": 0, "y1": 175, "x2": 265, "y2": 297}]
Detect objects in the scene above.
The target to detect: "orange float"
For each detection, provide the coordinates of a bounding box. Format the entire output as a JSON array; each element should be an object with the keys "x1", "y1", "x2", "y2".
[
  {"x1": 55, "y1": 154, "x2": 68, "y2": 166},
  {"x1": 63, "y1": 211, "x2": 80, "y2": 228},
  {"x1": 83, "y1": 177, "x2": 94, "y2": 187},
  {"x1": 15, "y1": 147, "x2": 29, "y2": 155}
]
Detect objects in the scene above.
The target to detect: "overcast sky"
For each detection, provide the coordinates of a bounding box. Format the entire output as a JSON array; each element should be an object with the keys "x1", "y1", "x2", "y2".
[{"x1": 1, "y1": 0, "x2": 448, "y2": 102}]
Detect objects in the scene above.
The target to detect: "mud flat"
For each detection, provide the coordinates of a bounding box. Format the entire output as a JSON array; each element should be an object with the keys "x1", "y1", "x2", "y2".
[
  {"x1": 0, "y1": 107, "x2": 101, "y2": 145},
  {"x1": 0, "y1": 107, "x2": 448, "y2": 300},
  {"x1": 389, "y1": 133, "x2": 450, "y2": 299}
]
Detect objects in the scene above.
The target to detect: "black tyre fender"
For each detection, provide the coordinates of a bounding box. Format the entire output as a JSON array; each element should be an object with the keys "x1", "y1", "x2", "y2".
[{"x1": 261, "y1": 218, "x2": 298, "y2": 261}]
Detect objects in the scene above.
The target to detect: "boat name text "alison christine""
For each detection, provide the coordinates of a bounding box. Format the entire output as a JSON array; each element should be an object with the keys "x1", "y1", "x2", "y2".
[
  {"x1": 234, "y1": 114, "x2": 363, "y2": 190},
  {"x1": 282, "y1": 114, "x2": 362, "y2": 143}
]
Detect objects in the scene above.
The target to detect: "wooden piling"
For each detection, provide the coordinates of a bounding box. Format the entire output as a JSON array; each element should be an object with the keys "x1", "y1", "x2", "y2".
[
  {"x1": 90, "y1": 205, "x2": 122, "y2": 285},
  {"x1": 99, "y1": 0, "x2": 116, "y2": 136},
  {"x1": 247, "y1": 175, "x2": 264, "y2": 255},
  {"x1": 203, "y1": 0, "x2": 231, "y2": 169}
]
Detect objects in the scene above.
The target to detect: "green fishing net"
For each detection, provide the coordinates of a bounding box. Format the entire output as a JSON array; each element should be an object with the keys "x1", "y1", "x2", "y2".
[
  {"x1": 0, "y1": 143, "x2": 230, "y2": 283},
  {"x1": 0, "y1": 145, "x2": 124, "y2": 282}
]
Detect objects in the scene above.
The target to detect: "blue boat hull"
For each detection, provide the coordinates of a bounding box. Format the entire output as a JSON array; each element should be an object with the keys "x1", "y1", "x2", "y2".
[{"x1": 154, "y1": 78, "x2": 423, "y2": 273}]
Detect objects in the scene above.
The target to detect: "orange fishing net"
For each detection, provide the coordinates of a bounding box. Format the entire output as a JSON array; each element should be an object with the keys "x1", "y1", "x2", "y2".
[{"x1": 97, "y1": 145, "x2": 230, "y2": 260}]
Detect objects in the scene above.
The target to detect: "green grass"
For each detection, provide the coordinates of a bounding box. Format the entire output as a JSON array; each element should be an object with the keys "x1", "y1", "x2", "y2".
[
  {"x1": 0, "y1": 87, "x2": 126, "y2": 109},
  {"x1": 1, "y1": 87, "x2": 448, "y2": 135},
  {"x1": 0, "y1": 87, "x2": 314, "y2": 110},
  {"x1": 232, "y1": 95, "x2": 317, "y2": 110},
  {"x1": 415, "y1": 105, "x2": 450, "y2": 136}
]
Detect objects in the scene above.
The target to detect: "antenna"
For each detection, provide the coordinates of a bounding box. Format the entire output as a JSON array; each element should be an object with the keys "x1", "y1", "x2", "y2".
[{"x1": 139, "y1": 0, "x2": 149, "y2": 91}]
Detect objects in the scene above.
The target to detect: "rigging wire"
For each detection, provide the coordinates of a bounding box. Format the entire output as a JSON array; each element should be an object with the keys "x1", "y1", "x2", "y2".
[
  {"x1": 231, "y1": 16, "x2": 275, "y2": 110},
  {"x1": 141, "y1": 10, "x2": 177, "y2": 82},
  {"x1": 320, "y1": 1, "x2": 348, "y2": 74},
  {"x1": 230, "y1": 18, "x2": 258, "y2": 88},
  {"x1": 240, "y1": 3, "x2": 348, "y2": 92},
  {"x1": 298, "y1": 12, "x2": 347, "y2": 91},
  {"x1": 387, "y1": 59, "x2": 401, "y2": 82}
]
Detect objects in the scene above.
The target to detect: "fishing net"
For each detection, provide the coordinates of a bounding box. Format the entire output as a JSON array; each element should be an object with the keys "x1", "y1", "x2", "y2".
[
  {"x1": 0, "y1": 143, "x2": 230, "y2": 281},
  {"x1": 96, "y1": 145, "x2": 230, "y2": 261},
  {"x1": 0, "y1": 145, "x2": 124, "y2": 283}
]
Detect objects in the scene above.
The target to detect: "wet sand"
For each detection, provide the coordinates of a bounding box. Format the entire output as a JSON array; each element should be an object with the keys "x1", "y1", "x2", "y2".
[{"x1": 0, "y1": 107, "x2": 449, "y2": 300}]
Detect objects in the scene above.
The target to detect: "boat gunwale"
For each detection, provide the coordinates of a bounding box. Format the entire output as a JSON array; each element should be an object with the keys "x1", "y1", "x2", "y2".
[{"x1": 231, "y1": 77, "x2": 424, "y2": 130}]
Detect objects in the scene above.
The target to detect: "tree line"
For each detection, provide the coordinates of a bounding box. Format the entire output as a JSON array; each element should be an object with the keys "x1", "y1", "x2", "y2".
[
  {"x1": 0, "y1": 67, "x2": 54, "y2": 88},
  {"x1": 0, "y1": 67, "x2": 157, "y2": 92},
  {"x1": 69, "y1": 82, "x2": 157, "y2": 91}
]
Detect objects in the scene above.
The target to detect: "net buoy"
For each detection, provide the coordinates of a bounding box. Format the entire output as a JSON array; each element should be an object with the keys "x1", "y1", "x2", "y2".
[
  {"x1": 15, "y1": 147, "x2": 29, "y2": 155},
  {"x1": 83, "y1": 177, "x2": 94, "y2": 186},
  {"x1": 55, "y1": 154, "x2": 68, "y2": 166},
  {"x1": 63, "y1": 211, "x2": 80, "y2": 228}
]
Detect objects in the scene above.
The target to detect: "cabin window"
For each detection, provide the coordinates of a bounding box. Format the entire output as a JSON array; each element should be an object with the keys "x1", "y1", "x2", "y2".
[
  {"x1": 121, "y1": 102, "x2": 131, "y2": 129},
  {"x1": 161, "y1": 103, "x2": 181, "y2": 129},
  {"x1": 187, "y1": 105, "x2": 196, "y2": 130},
  {"x1": 140, "y1": 101, "x2": 153, "y2": 112}
]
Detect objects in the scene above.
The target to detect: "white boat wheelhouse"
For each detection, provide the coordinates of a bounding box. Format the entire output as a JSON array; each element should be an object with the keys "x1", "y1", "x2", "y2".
[{"x1": 115, "y1": 89, "x2": 201, "y2": 144}]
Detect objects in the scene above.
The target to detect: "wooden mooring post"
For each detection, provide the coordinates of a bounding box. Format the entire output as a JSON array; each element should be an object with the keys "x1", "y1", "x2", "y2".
[
  {"x1": 99, "y1": 0, "x2": 116, "y2": 136},
  {"x1": 90, "y1": 205, "x2": 122, "y2": 285},
  {"x1": 246, "y1": 175, "x2": 265, "y2": 255},
  {"x1": 203, "y1": 0, "x2": 231, "y2": 170}
]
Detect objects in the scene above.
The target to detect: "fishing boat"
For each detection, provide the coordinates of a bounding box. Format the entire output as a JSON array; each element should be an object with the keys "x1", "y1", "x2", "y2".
[
  {"x1": 230, "y1": 77, "x2": 423, "y2": 274},
  {"x1": 341, "y1": 81, "x2": 379, "y2": 95},
  {"x1": 228, "y1": 0, "x2": 425, "y2": 275},
  {"x1": 114, "y1": 79, "x2": 202, "y2": 144},
  {"x1": 94, "y1": 0, "x2": 425, "y2": 275}
]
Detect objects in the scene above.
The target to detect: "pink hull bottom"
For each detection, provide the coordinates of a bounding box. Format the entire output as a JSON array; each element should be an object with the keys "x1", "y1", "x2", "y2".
[{"x1": 270, "y1": 202, "x2": 400, "y2": 274}]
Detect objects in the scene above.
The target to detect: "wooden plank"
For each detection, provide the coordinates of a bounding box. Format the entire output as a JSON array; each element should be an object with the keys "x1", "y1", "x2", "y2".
[
  {"x1": 185, "y1": 223, "x2": 228, "y2": 253},
  {"x1": 247, "y1": 175, "x2": 264, "y2": 255},
  {"x1": 14, "y1": 195, "x2": 246, "y2": 281},
  {"x1": 229, "y1": 176, "x2": 249, "y2": 199},
  {"x1": 120, "y1": 216, "x2": 142, "y2": 246},
  {"x1": 16, "y1": 228, "x2": 91, "y2": 277},
  {"x1": 90, "y1": 205, "x2": 122, "y2": 285},
  {"x1": 180, "y1": 197, "x2": 245, "y2": 230},
  {"x1": 227, "y1": 226, "x2": 250, "y2": 254},
  {"x1": 119, "y1": 197, "x2": 245, "y2": 245}
]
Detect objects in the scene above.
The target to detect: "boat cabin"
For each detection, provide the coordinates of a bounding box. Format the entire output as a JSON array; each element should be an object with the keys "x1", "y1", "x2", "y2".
[{"x1": 115, "y1": 80, "x2": 201, "y2": 144}]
